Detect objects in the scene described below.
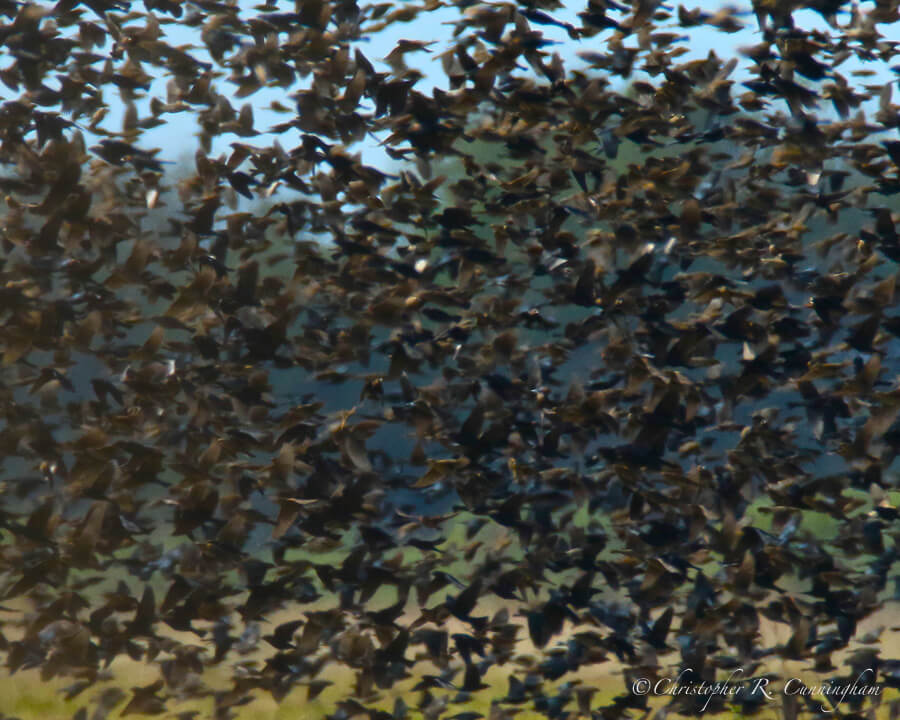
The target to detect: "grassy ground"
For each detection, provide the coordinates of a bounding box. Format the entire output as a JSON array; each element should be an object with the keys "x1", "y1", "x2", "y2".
[
  {"x1": 3, "y1": 498, "x2": 897, "y2": 718},
  {"x1": 3, "y1": 661, "x2": 899, "y2": 719},
  {"x1": 3, "y1": 600, "x2": 899, "y2": 720}
]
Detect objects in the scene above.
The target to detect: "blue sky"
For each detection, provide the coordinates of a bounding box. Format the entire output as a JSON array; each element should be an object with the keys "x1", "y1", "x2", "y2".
[{"x1": 85, "y1": 1, "x2": 898, "y2": 174}]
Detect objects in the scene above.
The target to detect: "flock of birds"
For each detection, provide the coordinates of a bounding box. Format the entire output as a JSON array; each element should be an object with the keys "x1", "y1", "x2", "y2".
[{"x1": 3, "y1": 0, "x2": 900, "y2": 718}]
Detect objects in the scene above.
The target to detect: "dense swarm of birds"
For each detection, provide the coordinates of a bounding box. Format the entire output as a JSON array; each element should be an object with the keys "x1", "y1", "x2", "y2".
[{"x1": 4, "y1": 0, "x2": 900, "y2": 717}]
